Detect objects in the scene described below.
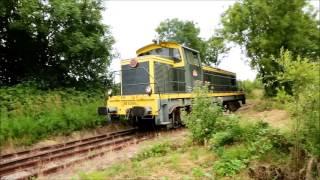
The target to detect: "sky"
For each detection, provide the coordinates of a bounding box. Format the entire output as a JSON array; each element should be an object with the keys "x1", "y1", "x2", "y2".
[{"x1": 102, "y1": 0, "x2": 319, "y2": 81}]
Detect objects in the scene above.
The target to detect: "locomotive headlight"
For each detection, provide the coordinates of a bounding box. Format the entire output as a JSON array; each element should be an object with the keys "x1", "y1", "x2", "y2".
[
  {"x1": 107, "y1": 89, "x2": 113, "y2": 96},
  {"x1": 145, "y1": 85, "x2": 152, "y2": 95},
  {"x1": 145, "y1": 106, "x2": 152, "y2": 115}
]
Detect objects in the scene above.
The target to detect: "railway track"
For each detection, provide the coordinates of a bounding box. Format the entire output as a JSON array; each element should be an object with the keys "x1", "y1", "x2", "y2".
[{"x1": 0, "y1": 128, "x2": 156, "y2": 180}]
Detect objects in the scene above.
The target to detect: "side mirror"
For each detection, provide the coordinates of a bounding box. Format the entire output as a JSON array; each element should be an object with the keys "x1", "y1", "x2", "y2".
[
  {"x1": 172, "y1": 54, "x2": 181, "y2": 62},
  {"x1": 105, "y1": 89, "x2": 113, "y2": 98}
]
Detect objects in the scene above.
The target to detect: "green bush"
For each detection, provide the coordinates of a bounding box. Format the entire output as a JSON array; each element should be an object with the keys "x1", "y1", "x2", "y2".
[
  {"x1": 182, "y1": 84, "x2": 292, "y2": 177},
  {"x1": 182, "y1": 84, "x2": 224, "y2": 144},
  {"x1": 220, "y1": 144, "x2": 250, "y2": 161},
  {"x1": 209, "y1": 115, "x2": 242, "y2": 149},
  {"x1": 210, "y1": 131, "x2": 235, "y2": 149},
  {"x1": 275, "y1": 50, "x2": 320, "y2": 157},
  {"x1": 209, "y1": 120, "x2": 290, "y2": 177},
  {"x1": 0, "y1": 84, "x2": 105, "y2": 146},
  {"x1": 182, "y1": 83, "x2": 291, "y2": 177},
  {"x1": 213, "y1": 159, "x2": 246, "y2": 176}
]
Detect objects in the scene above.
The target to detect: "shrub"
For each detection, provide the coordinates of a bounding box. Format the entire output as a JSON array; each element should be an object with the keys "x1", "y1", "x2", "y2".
[
  {"x1": 182, "y1": 84, "x2": 224, "y2": 144},
  {"x1": 209, "y1": 131, "x2": 235, "y2": 149},
  {"x1": 213, "y1": 159, "x2": 246, "y2": 176},
  {"x1": 275, "y1": 50, "x2": 320, "y2": 157},
  {"x1": 209, "y1": 120, "x2": 291, "y2": 177},
  {"x1": 182, "y1": 77, "x2": 294, "y2": 177},
  {"x1": 209, "y1": 116, "x2": 242, "y2": 149}
]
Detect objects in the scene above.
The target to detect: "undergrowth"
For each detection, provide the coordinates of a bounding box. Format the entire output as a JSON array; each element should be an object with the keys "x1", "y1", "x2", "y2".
[
  {"x1": 0, "y1": 83, "x2": 105, "y2": 146},
  {"x1": 183, "y1": 85, "x2": 292, "y2": 177},
  {"x1": 210, "y1": 120, "x2": 290, "y2": 176},
  {"x1": 237, "y1": 79, "x2": 263, "y2": 99},
  {"x1": 133, "y1": 142, "x2": 173, "y2": 161}
]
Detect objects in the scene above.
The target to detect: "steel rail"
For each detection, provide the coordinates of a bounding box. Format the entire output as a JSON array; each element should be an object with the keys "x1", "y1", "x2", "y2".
[
  {"x1": 0, "y1": 128, "x2": 137, "y2": 161},
  {"x1": 0, "y1": 127, "x2": 183, "y2": 180},
  {"x1": 16, "y1": 134, "x2": 153, "y2": 180},
  {"x1": 0, "y1": 128, "x2": 138, "y2": 178}
]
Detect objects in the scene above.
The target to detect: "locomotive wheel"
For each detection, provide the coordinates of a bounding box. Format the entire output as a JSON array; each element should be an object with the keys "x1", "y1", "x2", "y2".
[
  {"x1": 128, "y1": 116, "x2": 138, "y2": 127},
  {"x1": 170, "y1": 108, "x2": 182, "y2": 128},
  {"x1": 135, "y1": 116, "x2": 156, "y2": 130},
  {"x1": 107, "y1": 114, "x2": 120, "y2": 122},
  {"x1": 227, "y1": 101, "x2": 241, "y2": 112}
]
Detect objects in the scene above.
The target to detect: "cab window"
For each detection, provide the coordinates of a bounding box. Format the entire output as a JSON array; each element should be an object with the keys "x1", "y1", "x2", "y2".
[
  {"x1": 139, "y1": 47, "x2": 181, "y2": 62},
  {"x1": 184, "y1": 48, "x2": 200, "y2": 65}
]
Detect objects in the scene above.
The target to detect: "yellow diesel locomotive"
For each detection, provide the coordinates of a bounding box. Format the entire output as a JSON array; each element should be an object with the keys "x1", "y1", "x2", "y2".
[{"x1": 100, "y1": 42, "x2": 245, "y2": 127}]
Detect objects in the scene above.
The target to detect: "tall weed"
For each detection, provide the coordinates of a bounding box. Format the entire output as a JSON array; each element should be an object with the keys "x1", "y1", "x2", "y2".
[{"x1": 0, "y1": 84, "x2": 105, "y2": 146}]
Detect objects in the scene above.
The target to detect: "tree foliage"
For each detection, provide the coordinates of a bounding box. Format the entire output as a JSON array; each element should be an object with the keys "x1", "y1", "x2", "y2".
[
  {"x1": 155, "y1": 18, "x2": 228, "y2": 65},
  {"x1": 275, "y1": 50, "x2": 320, "y2": 157},
  {"x1": 0, "y1": 0, "x2": 114, "y2": 88},
  {"x1": 203, "y1": 36, "x2": 229, "y2": 65},
  {"x1": 221, "y1": 0, "x2": 320, "y2": 96}
]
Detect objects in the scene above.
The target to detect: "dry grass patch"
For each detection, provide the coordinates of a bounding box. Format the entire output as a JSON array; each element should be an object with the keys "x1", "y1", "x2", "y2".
[{"x1": 236, "y1": 99, "x2": 291, "y2": 131}]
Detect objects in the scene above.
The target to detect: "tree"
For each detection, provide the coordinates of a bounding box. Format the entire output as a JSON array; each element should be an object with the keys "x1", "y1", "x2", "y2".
[
  {"x1": 221, "y1": 0, "x2": 320, "y2": 96},
  {"x1": 155, "y1": 18, "x2": 227, "y2": 65},
  {"x1": 204, "y1": 36, "x2": 229, "y2": 65},
  {"x1": 0, "y1": 0, "x2": 114, "y2": 88}
]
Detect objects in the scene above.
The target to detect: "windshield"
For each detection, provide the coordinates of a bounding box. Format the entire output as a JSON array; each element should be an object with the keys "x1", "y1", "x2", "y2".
[{"x1": 138, "y1": 47, "x2": 181, "y2": 61}]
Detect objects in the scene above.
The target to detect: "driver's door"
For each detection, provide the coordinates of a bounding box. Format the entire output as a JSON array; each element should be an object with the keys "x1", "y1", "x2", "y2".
[{"x1": 183, "y1": 48, "x2": 203, "y2": 92}]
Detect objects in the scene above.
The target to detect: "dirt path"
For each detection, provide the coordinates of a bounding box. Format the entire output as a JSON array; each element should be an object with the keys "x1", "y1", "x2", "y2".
[{"x1": 236, "y1": 99, "x2": 291, "y2": 130}]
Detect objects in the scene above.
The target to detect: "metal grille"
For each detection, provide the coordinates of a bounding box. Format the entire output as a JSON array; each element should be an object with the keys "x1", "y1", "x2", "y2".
[
  {"x1": 121, "y1": 62, "x2": 149, "y2": 95},
  {"x1": 154, "y1": 62, "x2": 186, "y2": 93},
  {"x1": 203, "y1": 71, "x2": 237, "y2": 91}
]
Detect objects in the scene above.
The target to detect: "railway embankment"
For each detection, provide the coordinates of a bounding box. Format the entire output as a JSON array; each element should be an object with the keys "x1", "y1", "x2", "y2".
[{"x1": 0, "y1": 84, "x2": 111, "y2": 152}]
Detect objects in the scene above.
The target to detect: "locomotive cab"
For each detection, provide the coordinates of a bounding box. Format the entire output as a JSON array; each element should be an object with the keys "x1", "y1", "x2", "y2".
[{"x1": 101, "y1": 42, "x2": 245, "y2": 127}]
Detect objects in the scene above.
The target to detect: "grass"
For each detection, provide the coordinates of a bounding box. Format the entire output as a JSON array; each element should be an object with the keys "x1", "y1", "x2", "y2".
[
  {"x1": 78, "y1": 143, "x2": 285, "y2": 179},
  {"x1": 79, "y1": 142, "x2": 287, "y2": 180},
  {"x1": 0, "y1": 84, "x2": 106, "y2": 147},
  {"x1": 79, "y1": 141, "x2": 217, "y2": 180}
]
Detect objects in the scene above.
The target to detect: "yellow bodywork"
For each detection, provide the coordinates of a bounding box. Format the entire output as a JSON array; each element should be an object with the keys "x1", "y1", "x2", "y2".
[
  {"x1": 107, "y1": 94, "x2": 158, "y2": 115},
  {"x1": 107, "y1": 92, "x2": 244, "y2": 116},
  {"x1": 136, "y1": 42, "x2": 185, "y2": 67}
]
